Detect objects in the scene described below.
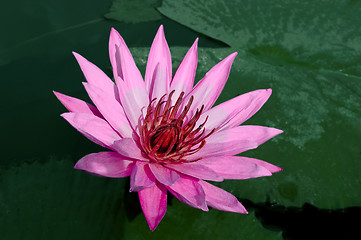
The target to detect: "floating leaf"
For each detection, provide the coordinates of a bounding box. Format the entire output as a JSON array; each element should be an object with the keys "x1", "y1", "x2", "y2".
[
  {"x1": 158, "y1": 0, "x2": 361, "y2": 76},
  {"x1": 156, "y1": 0, "x2": 361, "y2": 209},
  {"x1": 105, "y1": 0, "x2": 162, "y2": 23}
]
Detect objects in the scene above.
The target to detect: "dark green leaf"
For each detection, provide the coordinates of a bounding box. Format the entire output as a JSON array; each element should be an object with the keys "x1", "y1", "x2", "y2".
[
  {"x1": 156, "y1": 0, "x2": 361, "y2": 209},
  {"x1": 158, "y1": 0, "x2": 361, "y2": 76},
  {"x1": 105, "y1": 0, "x2": 162, "y2": 23}
]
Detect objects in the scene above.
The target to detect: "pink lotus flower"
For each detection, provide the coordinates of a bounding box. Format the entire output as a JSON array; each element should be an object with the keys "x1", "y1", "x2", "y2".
[{"x1": 54, "y1": 25, "x2": 282, "y2": 231}]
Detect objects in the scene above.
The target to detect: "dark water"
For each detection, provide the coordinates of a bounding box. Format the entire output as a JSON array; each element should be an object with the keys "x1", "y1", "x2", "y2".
[{"x1": 243, "y1": 200, "x2": 360, "y2": 239}]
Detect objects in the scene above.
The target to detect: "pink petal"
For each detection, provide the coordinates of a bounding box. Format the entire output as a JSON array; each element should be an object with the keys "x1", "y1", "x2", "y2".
[
  {"x1": 170, "y1": 38, "x2": 198, "y2": 98},
  {"x1": 72, "y1": 52, "x2": 118, "y2": 100},
  {"x1": 74, "y1": 152, "x2": 134, "y2": 178},
  {"x1": 231, "y1": 125, "x2": 283, "y2": 146},
  {"x1": 109, "y1": 28, "x2": 149, "y2": 129},
  {"x1": 198, "y1": 180, "x2": 247, "y2": 214},
  {"x1": 61, "y1": 112, "x2": 121, "y2": 150},
  {"x1": 198, "y1": 89, "x2": 272, "y2": 133},
  {"x1": 181, "y1": 52, "x2": 237, "y2": 118},
  {"x1": 138, "y1": 182, "x2": 167, "y2": 231},
  {"x1": 130, "y1": 162, "x2": 156, "y2": 192},
  {"x1": 167, "y1": 175, "x2": 208, "y2": 211},
  {"x1": 166, "y1": 162, "x2": 223, "y2": 182},
  {"x1": 113, "y1": 138, "x2": 148, "y2": 161},
  {"x1": 53, "y1": 91, "x2": 102, "y2": 118},
  {"x1": 224, "y1": 89, "x2": 272, "y2": 129},
  {"x1": 190, "y1": 125, "x2": 283, "y2": 159},
  {"x1": 149, "y1": 163, "x2": 180, "y2": 186},
  {"x1": 109, "y1": 28, "x2": 145, "y2": 87},
  {"x1": 83, "y1": 83, "x2": 133, "y2": 138},
  {"x1": 197, "y1": 156, "x2": 282, "y2": 179},
  {"x1": 115, "y1": 79, "x2": 149, "y2": 131},
  {"x1": 247, "y1": 157, "x2": 283, "y2": 173},
  {"x1": 147, "y1": 62, "x2": 170, "y2": 101},
  {"x1": 145, "y1": 25, "x2": 172, "y2": 99}
]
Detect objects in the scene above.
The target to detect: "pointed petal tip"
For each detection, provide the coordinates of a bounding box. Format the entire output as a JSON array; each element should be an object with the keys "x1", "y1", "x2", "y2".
[
  {"x1": 267, "y1": 128, "x2": 283, "y2": 140},
  {"x1": 156, "y1": 25, "x2": 165, "y2": 36},
  {"x1": 72, "y1": 51, "x2": 84, "y2": 62},
  {"x1": 60, "y1": 112, "x2": 72, "y2": 121},
  {"x1": 53, "y1": 90, "x2": 68, "y2": 101},
  {"x1": 235, "y1": 202, "x2": 248, "y2": 214},
  {"x1": 229, "y1": 51, "x2": 238, "y2": 60},
  {"x1": 129, "y1": 186, "x2": 136, "y2": 192},
  {"x1": 147, "y1": 217, "x2": 162, "y2": 231},
  {"x1": 73, "y1": 161, "x2": 81, "y2": 170},
  {"x1": 265, "y1": 88, "x2": 272, "y2": 95},
  {"x1": 276, "y1": 129, "x2": 284, "y2": 135},
  {"x1": 81, "y1": 82, "x2": 89, "y2": 91},
  {"x1": 190, "y1": 38, "x2": 199, "y2": 50},
  {"x1": 257, "y1": 88, "x2": 272, "y2": 97},
  {"x1": 268, "y1": 127, "x2": 284, "y2": 136},
  {"x1": 53, "y1": 90, "x2": 60, "y2": 96},
  {"x1": 220, "y1": 52, "x2": 238, "y2": 65},
  {"x1": 229, "y1": 51, "x2": 238, "y2": 57},
  {"x1": 73, "y1": 158, "x2": 86, "y2": 171},
  {"x1": 129, "y1": 186, "x2": 142, "y2": 192},
  {"x1": 110, "y1": 28, "x2": 117, "y2": 37},
  {"x1": 110, "y1": 27, "x2": 122, "y2": 40}
]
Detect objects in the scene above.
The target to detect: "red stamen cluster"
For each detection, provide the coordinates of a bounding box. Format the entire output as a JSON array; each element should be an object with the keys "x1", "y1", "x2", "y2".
[{"x1": 139, "y1": 90, "x2": 215, "y2": 164}]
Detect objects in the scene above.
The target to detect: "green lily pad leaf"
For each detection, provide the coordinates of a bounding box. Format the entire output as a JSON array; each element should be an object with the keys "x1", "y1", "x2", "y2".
[
  {"x1": 127, "y1": 46, "x2": 361, "y2": 210},
  {"x1": 0, "y1": 158, "x2": 282, "y2": 239},
  {"x1": 158, "y1": 0, "x2": 361, "y2": 75},
  {"x1": 105, "y1": 0, "x2": 162, "y2": 23},
  {"x1": 156, "y1": 0, "x2": 361, "y2": 209}
]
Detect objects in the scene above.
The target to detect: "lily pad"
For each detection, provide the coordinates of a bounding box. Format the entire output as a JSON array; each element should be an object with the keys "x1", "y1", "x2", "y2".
[
  {"x1": 157, "y1": 0, "x2": 361, "y2": 209},
  {"x1": 0, "y1": 158, "x2": 282, "y2": 239},
  {"x1": 158, "y1": 0, "x2": 361, "y2": 75},
  {"x1": 105, "y1": 0, "x2": 162, "y2": 23}
]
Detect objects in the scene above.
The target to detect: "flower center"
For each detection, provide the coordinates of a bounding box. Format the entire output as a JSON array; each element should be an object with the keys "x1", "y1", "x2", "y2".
[
  {"x1": 139, "y1": 90, "x2": 215, "y2": 164},
  {"x1": 149, "y1": 124, "x2": 179, "y2": 154}
]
